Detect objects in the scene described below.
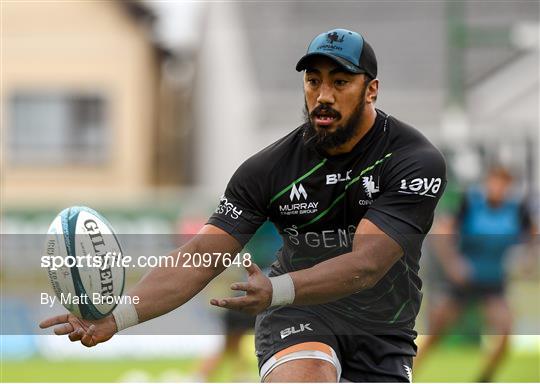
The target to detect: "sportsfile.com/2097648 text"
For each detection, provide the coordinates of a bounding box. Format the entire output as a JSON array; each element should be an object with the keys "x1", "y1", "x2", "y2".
[{"x1": 40, "y1": 252, "x2": 253, "y2": 270}]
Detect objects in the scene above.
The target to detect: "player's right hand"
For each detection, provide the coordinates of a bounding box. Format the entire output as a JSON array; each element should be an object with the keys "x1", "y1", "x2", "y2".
[{"x1": 39, "y1": 313, "x2": 117, "y2": 348}]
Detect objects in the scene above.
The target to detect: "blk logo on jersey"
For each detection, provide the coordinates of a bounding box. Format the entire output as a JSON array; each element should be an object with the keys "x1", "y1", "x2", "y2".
[
  {"x1": 326, "y1": 170, "x2": 352, "y2": 185},
  {"x1": 399, "y1": 177, "x2": 442, "y2": 197},
  {"x1": 279, "y1": 183, "x2": 319, "y2": 216}
]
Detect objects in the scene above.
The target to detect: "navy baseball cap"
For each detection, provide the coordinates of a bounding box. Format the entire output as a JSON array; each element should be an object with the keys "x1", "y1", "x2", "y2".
[{"x1": 296, "y1": 28, "x2": 377, "y2": 78}]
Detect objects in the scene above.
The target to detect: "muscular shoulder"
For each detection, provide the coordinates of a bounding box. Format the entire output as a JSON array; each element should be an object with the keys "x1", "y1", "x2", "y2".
[
  {"x1": 383, "y1": 115, "x2": 446, "y2": 178},
  {"x1": 211, "y1": 126, "x2": 305, "y2": 237},
  {"x1": 234, "y1": 125, "x2": 305, "y2": 180}
]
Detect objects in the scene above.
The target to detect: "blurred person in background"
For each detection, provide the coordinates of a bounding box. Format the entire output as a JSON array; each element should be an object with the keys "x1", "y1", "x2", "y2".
[
  {"x1": 194, "y1": 307, "x2": 256, "y2": 382},
  {"x1": 415, "y1": 165, "x2": 536, "y2": 382}
]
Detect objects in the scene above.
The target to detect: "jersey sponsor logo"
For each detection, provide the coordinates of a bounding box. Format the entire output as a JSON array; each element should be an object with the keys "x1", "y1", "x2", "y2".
[
  {"x1": 362, "y1": 175, "x2": 380, "y2": 198},
  {"x1": 280, "y1": 323, "x2": 313, "y2": 339},
  {"x1": 214, "y1": 195, "x2": 243, "y2": 219},
  {"x1": 326, "y1": 170, "x2": 352, "y2": 185},
  {"x1": 289, "y1": 183, "x2": 308, "y2": 201},
  {"x1": 284, "y1": 225, "x2": 356, "y2": 248},
  {"x1": 399, "y1": 177, "x2": 442, "y2": 198},
  {"x1": 279, "y1": 202, "x2": 319, "y2": 215},
  {"x1": 280, "y1": 184, "x2": 319, "y2": 215}
]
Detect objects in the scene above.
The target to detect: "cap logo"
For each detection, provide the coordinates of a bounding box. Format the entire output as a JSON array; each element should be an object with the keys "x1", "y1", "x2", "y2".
[
  {"x1": 317, "y1": 32, "x2": 346, "y2": 52},
  {"x1": 326, "y1": 32, "x2": 345, "y2": 44},
  {"x1": 297, "y1": 29, "x2": 375, "y2": 76}
]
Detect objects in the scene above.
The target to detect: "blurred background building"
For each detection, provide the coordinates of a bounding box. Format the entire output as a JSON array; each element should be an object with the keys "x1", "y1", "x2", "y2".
[
  {"x1": 1, "y1": 1, "x2": 538, "y2": 382},
  {"x1": 2, "y1": 0, "x2": 188, "y2": 209},
  {"x1": 3, "y1": 1, "x2": 539, "y2": 206}
]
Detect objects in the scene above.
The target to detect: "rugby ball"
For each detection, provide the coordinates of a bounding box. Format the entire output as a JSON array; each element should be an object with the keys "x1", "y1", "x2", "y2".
[{"x1": 44, "y1": 206, "x2": 125, "y2": 319}]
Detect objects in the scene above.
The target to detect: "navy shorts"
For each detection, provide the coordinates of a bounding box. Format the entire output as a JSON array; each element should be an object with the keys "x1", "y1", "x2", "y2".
[{"x1": 449, "y1": 282, "x2": 505, "y2": 303}]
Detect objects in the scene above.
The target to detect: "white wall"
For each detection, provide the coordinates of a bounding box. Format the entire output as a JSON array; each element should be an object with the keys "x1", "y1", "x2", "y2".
[{"x1": 193, "y1": 3, "x2": 260, "y2": 195}]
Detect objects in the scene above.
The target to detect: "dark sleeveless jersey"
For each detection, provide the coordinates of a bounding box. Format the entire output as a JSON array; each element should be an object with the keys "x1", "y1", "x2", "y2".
[{"x1": 208, "y1": 109, "x2": 446, "y2": 332}]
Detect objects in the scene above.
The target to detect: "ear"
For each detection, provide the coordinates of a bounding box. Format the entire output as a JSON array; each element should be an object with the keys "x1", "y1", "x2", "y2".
[{"x1": 366, "y1": 79, "x2": 379, "y2": 104}]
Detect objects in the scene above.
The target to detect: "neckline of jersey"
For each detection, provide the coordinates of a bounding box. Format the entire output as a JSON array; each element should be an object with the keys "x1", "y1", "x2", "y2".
[{"x1": 309, "y1": 109, "x2": 387, "y2": 162}]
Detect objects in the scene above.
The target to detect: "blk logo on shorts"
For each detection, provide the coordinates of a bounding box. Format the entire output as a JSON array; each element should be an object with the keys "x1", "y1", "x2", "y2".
[{"x1": 280, "y1": 323, "x2": 313, "y2": 339}]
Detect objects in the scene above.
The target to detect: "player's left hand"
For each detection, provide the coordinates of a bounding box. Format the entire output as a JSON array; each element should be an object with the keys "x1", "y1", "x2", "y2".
[{"x1": 210, "y1": 263, "x2": 272, "y2": 315}]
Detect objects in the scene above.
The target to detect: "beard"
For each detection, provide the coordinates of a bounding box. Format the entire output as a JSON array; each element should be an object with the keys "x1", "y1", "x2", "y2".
[{"x1": 303, "y1": 87, "x2": 367, "y2": 152}]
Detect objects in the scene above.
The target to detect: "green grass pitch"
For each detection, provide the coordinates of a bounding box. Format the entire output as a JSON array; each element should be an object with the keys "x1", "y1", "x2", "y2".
[{"x1": 2, "y1": 344, "x2": 538, "y2": 382}]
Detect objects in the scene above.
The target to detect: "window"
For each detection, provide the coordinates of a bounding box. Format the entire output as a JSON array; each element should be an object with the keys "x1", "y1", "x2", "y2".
[{"x1": 8, "y1": 92, "x2": 109, "y2": 165}]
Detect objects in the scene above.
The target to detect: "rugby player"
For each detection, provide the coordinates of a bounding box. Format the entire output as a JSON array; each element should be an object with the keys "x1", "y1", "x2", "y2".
[{"x1": 40, "y1": 28, "x2": 447, "y2": 382}]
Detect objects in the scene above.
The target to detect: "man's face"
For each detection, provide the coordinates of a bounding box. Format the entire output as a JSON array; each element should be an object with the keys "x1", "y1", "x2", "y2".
[
  {"x1": 485, "y1": 172, "x2": 512, "y2": 205},
  {"x1": 302, "y1": 56, "x2": 373, "y2": 150}
]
